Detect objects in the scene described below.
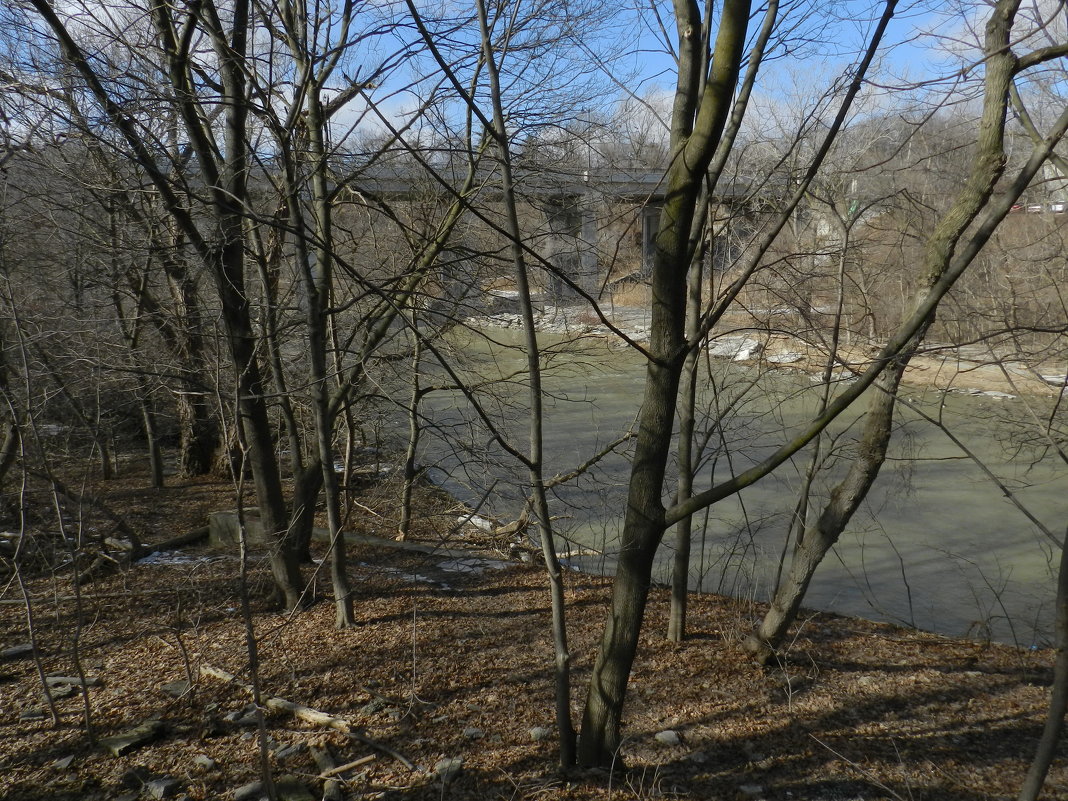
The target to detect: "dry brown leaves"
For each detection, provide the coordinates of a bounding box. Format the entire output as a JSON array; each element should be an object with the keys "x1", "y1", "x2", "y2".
[{"x1": 0, "y1": 470, "x2": 1064, "y2": 801}]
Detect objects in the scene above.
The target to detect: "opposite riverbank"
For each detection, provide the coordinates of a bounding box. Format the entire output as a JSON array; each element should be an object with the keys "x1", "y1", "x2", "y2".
[{"x1": 468, "y1": 298, "x2": 1066, "y2": 399}]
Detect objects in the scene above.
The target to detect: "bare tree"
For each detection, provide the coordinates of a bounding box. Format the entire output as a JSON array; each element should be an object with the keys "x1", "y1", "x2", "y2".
[
  {"x1": 743, "y1": 0, "x2": 1068, "y2": 664},
  {"x1": 576, "y1": 0, "x2": 1068, "y2": 766}
]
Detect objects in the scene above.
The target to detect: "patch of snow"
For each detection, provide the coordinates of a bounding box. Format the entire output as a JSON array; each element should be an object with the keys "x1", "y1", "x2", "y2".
[
  {"x1": 360, "y1": 562, "x2": 452, "y2": 591},
  {"x1": 136, "y1": 550, "x2": 227, "y2": 566},
  {"x1": 767, "y1": 351, "x2": 803, "y2": 364},
  {"x1": 708, "y1": 336, "x2": 763, "y2": 360},
  {"x1": 456, "y1": 513, "x2": 495, "y2": 532},
  {"x1": 436, "y1": 558, "x2": 510, "y2": 575}
]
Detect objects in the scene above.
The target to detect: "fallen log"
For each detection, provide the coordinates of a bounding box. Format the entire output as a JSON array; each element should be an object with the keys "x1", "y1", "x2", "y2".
[
  {"x1": 76, "y1": 525, "x2": 213, "y2": 585},
  {"x1": 133, "y1": 526, "x2": 210, "y2": 558}
]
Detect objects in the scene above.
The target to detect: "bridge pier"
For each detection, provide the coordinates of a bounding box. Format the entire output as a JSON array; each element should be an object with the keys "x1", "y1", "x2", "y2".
[{"x1": 538, "y1": 193, "x2": 598, "y2": 299}]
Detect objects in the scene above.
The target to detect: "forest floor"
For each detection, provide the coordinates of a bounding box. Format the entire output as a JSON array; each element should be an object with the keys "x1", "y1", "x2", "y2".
[{"x1": 0, "y1": 464, "x2": 1064, "y2": 801}]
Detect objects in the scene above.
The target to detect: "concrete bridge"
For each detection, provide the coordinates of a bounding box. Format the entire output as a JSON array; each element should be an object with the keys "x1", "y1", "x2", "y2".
[{"x1": 347, "y1": 162, "x2": 758, "y2": 298}]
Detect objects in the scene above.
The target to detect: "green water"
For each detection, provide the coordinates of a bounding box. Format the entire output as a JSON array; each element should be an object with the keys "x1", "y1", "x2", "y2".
[{"x1": 422, "y1": 327, "x2": 1065, "y2": 646}]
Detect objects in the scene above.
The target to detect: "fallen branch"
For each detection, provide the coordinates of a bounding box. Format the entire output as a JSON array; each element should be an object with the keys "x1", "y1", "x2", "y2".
[
  {"x1": 133, "y1": 526, "x2": 210, "y2": 557},
  {"x1": 201, "y1": 664, "x2": 352, "y2": 731},
  {"x1": 25, "y1": 470, "x2": 137, "y2": 540},
  {"x1": 319, "y1": 753, "x2": 376, "y2": 778},
  {"x1": 0, "y1": 586, "x2": 212, "y2": 604},
  {"x1": 346, "y1": 731, "x2": 415, "y2": 771},
  {"x1": 200, "y1": 665, "x2": 415, "y2": 770}
]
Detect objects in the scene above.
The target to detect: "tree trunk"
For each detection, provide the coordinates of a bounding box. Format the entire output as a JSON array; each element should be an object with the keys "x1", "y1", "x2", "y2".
[
  {"x1": 577, "y1": 0, "x2": 752, "y2": 765},
  {"x1": 398, "y1": 333, "x2": 423, "y2": 541},
  {"x1": 140, "y1": 398, "x2": 165, "y2": 489},
  {"x1": 745, "y1": 0, "x2": 1043, "y2": 664},
  {"x1": 744, "y1": 358, "x2": 907, "y2": 662},
  {"x1": 1017, "y1": 526, "x2": 1068, "y2": 801},
  {"x1": 668, "y1": 221, "x2": 705, "y2": 643},
  {"x1": 203, "y1": 0, "x2": 303, "y2": 609},
  {"x1": 475, "y1": 0, "x2": 575, "y2": 762},
  {"x1": 291, "y1": 464, "x2": 323, "y2": 564},
  {"x1": 220, "y1": 275, "x2": 304, "y2": 609},
  {"x1": 577, "y1": 300, "x2": 683, "y2": 765},
  {"x1": 174, "y1": 389, "x2": 219, "y2": 477}
]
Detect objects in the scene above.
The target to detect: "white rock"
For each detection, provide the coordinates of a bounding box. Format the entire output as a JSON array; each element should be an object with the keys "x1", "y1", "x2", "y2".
[
  {"x1": 708, "y1": 336, "x2": 762, "y2": 359},
  {"x1": 529, "y1": 726, "x2": 552, "y2": 741},
  {"x1": 733, "y1": 344, "x2": 762, "y2": 362},
  {"x1": 767, "y1": 351, "x2": 803, "y2": 364},
  {"x1": 654, "y1": 729, "x2": 682, "y2": 746},
  {"x1": 434, "y1": 757, "x2": 463, "y2": 783}
]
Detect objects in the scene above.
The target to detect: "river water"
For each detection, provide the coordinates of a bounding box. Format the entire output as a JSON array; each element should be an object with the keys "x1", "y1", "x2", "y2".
[{"x1": 421, "y1": 326, "x2": 1065, "y2": 647}]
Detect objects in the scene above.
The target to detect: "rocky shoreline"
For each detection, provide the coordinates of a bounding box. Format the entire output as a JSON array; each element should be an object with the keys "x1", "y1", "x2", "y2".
[{"x1": 467, "y1": 299, "x2": 1066, "y2": 400}]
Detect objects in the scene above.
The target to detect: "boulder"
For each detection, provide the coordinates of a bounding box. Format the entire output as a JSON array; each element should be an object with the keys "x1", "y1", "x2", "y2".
[
  {"x1": 529, "y1": 726, "x2": 551, "y2": 742},
  {"x1": 100, "y1": 719, "x2": 166, "y2": 757},
  {"x1": 145, "y1": 777, "x2": 182, "y2": 799},
  {"x1": 434, "y1": 757, "x2": 463, "y2": 784},
  {"x1": 654, "y1": 729, "x2": 682, "y2": 747}
]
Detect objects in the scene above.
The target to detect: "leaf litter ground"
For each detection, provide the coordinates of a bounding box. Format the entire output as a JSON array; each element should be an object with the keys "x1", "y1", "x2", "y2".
[{"x1": 0, "y1": 468, "x2": 1064, "y2": 801}]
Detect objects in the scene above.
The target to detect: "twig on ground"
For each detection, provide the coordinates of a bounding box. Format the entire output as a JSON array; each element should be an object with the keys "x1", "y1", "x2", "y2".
[{"x1": 319, "y1": 753, "x2": 377, "y2": 778}]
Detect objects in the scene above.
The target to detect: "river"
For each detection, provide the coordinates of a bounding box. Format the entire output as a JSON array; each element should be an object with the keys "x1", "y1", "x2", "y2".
[{"x1": 420, "y1": 325, "x2": 1065, "y2": 647}]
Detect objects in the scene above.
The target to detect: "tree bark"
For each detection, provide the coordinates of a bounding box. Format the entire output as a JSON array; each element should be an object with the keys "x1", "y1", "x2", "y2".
[
  {"x1": 576, "y1": 0, "x2": 752, "y2": 766},
  {"x1": 744, "y1": 358, "x2": 907, "y2": 661},
  {"x1": 745, "y1": 0, "x2": 1054, "y2": 664},
  {"x1": 1017, "y1": 539, "x2": 1068, "y2": 800}
]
